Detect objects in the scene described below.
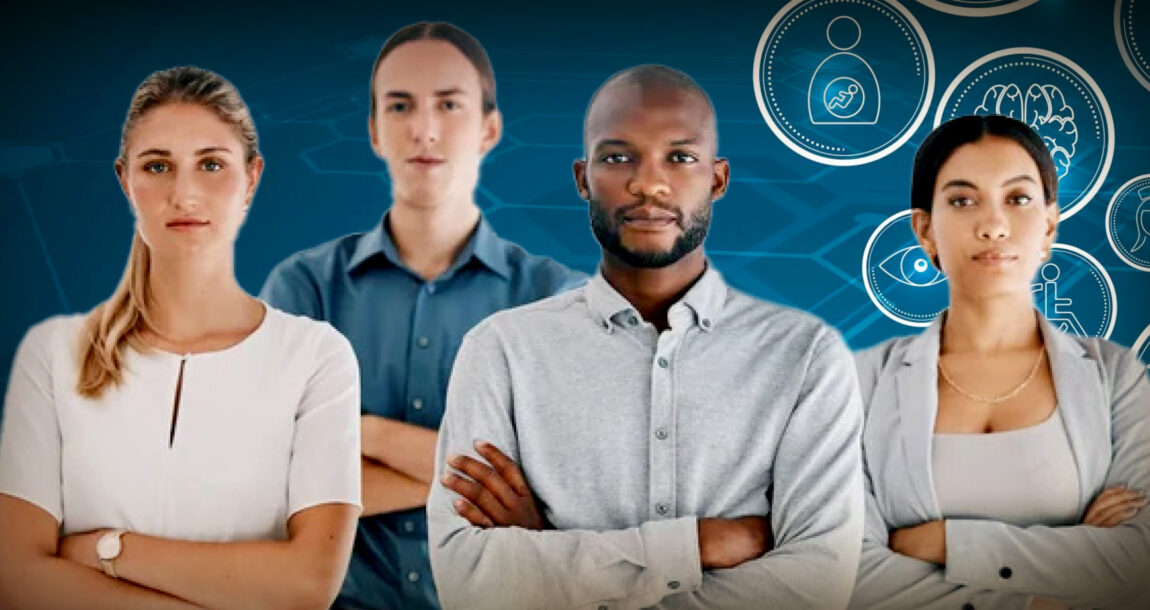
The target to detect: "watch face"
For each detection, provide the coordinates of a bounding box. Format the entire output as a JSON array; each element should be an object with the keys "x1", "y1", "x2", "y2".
[{"x1": 96, "y1": 532, "x2": 122, "y2": 560}]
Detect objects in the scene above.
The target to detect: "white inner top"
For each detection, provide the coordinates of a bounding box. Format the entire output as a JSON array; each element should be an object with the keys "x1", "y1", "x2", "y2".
[{"x1": 932, "y1": 408, "x2": 1080, "y2": 527}]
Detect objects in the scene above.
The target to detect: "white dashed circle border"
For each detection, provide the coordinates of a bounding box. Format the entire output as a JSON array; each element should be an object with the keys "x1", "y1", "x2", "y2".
[
  {"x1": 1049, "y1": 243, "x2": 1118, "y2": 339},
  {"x1": 752, "y1": 0, "x2": 935, "y2": 166},
  {"x1": 1105, "y1": 174, "x2": 1150, "y2": 272},
  {"x1": 862, "y1": 209, "x2": 941, "y2": 327},
  {"x1": 1116, "y1": 0, "x2": 1150, "y2": 92},
  {"x1": 915, "y1": 0, "x2": 1040, "y2": 17},
  {"x1": 934, "y1": 47, "x2": 1115, "y2": 221}
]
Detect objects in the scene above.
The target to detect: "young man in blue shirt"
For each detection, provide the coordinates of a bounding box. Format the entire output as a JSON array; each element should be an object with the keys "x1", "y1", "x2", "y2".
[{"x1": 261, "y1": 22, "x2": 583, "y2": 610}]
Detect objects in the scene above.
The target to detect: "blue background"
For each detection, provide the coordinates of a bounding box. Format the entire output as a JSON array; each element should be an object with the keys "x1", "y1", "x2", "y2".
[{"x1": 2, "y1": 0, "x2": 1147, "y2": 405}]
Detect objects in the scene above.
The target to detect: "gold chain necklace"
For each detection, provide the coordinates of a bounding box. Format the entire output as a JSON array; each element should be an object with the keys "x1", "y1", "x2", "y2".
[{"x1": 937, "y1": 349, "x2": 1046, "y2": 405}]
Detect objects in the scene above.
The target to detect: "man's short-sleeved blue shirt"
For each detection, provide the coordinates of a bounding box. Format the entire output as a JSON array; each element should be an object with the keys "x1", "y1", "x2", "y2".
[{"x1": 260, "y1": 213, "x2": 585, "y2": 610}]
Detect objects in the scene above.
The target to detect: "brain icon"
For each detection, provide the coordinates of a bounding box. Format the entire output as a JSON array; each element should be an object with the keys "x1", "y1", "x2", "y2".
[{"x1": 975, "y1": 83, "x2": 1078, "y2": 177}]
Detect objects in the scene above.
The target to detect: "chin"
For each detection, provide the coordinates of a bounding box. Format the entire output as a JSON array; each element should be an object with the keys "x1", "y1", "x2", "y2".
[
  {"x1": 621, "y1": 235, "x2": 677, "y2": 253},
  {"x1": 956, "y1": 278, "x2": 1033, "y2": 301}
]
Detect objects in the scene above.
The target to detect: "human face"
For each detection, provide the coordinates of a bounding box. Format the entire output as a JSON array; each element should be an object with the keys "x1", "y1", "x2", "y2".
[
  {"x1": 117, "y1": 103, "x2": 262, "y2": 261},
  {"x1": 912, "y1": 135, "x2": 1058, "y2": 299},
  {"x1": 574, "y1": 84, "x2": 728, "y2": 268},
  {"x1": 369, "y1": 40, "x2": 501, "y2": 208}
]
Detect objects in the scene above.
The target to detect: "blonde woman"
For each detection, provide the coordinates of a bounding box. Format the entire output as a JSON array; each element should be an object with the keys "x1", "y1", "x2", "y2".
[
  {"x1": 850, "y1": 115, "x2": 1150, "y2": 609},
  {"x1": 0, "y1": 66, "x2": 361, "y2": 609}
]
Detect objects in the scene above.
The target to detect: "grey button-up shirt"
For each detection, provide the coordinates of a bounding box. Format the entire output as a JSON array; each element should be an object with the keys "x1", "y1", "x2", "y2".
[{"x1": 428, "y1": 266, "x2": 864, "y2": 609}]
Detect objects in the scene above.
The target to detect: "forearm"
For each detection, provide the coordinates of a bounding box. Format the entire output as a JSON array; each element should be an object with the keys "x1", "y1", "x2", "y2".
[
  {"x1": 850, "y1": 540, "x2": 1029, "y2": 610},
  {"x1": 362, "y1": 415, "x2": 437, "y2": 484},
  {"x1": 676, "y1": 516, "x2": 861, "y2": 609},
  {"x1": 112, "y1": 517, "x2": 354, "y2": 610},
  {"x1": 361, "y1": 457, "x2": 430, "y2": 516},
  {"x1": 428, "y1": 505, "x2": 702, "y2": 610},
  {"x1": 944, "y1": 518, "x2": 1150, "y2": 606},
  {"x1": 0, "y1": 554, "x2": 199, "y2": 610}
]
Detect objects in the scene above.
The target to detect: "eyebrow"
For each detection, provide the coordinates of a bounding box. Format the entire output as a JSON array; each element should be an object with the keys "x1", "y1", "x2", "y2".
[
  {"x1": 136, "y1": 147, "x2": 234, "y2": 158},
  {"x1": 1001, "y1": 174, "x2": 1037, "y2": 186},
  {"x1": 940, "y1": 174, "x2": 1037, "y2": 190},
  {"x1": 593, "y1": 137, "x2": 702, "y2": 152},
  {"x1": 384, "y1": 88, "x2": 467, "y2": 99}
]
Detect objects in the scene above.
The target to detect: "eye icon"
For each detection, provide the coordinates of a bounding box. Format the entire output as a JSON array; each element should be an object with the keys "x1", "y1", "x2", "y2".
[{"x1": 878, "y1": 245, "x2": 946, "y2": 287}]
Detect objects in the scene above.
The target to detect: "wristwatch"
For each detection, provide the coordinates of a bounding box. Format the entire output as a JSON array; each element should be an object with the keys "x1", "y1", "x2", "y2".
[{"x1": 95, "y1": 529, "x2": 127, "y2": 578}]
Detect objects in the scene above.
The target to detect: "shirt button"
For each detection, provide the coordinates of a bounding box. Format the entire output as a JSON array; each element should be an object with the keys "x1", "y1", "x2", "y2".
[
  {"x1": 412, "y1": 398, "x2": 424, "y2": 410},
  {"x1": 655, "y1": 503, "x2": 669, "y2": 515},
  {"x1": 998, "y1": 567, "x2": 1012, "y2": 579},
  {"x1": 655, "y1": 428, "x2": 668, "y2": 440},
  {"x1": 417, "y1": 336, "x2": 430, "y2": 348},
  {"x1": 406, "y1": 570, "x2": 420, "y2": 582},
  {"x1": 403, "y1": 521, "x2": 415, "y2": 533},
  {"x1": 700, "y1": 318, "x2": 712, "y2": 329},
  {"x1": 628, "y1": 315, "x2": 639, "y2": 326},
  {"x1": 657, "y1": 357, "x2": 669, "y2": 368},
  {"x1": 426, "y1": 283, "x2": 436, "y2": 294},
  {"x1": 668, "y1": 580, "x2": 680, "y2": 590}
]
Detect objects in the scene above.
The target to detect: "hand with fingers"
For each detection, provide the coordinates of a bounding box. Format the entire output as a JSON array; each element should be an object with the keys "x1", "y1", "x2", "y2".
[
  {"x1": 440, "y1": 440, "x2": 551, "y2": 530},
  {"x1": 1082, "y1": 485, "x2": 1148, "y2": 528}
]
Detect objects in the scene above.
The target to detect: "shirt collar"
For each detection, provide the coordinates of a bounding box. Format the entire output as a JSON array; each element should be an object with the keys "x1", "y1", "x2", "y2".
[
  {"x1": 347, "y1": 212, "x2": 512, "y2": 280},
  {"x1": 584, "y1": 262, "x2": 726, "y2": 332}
]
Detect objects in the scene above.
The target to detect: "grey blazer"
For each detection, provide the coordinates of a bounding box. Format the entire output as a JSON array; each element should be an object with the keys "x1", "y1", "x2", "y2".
[{"x1": 848, "y1": 313, "x2": 1150, "y2": 610}]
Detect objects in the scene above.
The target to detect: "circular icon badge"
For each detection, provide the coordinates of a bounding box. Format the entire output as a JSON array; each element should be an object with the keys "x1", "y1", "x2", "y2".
[
  {"x1": 1106, "y1": 174, "x2": 1150, "y2": 271},
  {"x1": 863, "y1": 210, "x2": 949, "y2": 327},
  {"x1": 915, "y1": 0, "x2": 1040, "y2": 17},
  {"x1": 1032, "y1": 245, "x2": 1116, "y2": 339},
  {"x1": 1116, "y1": 0, "x2": 1150, "y2": 92},
  {"x1": 1133, "y1": 324, "x2": 1150, "y2": 373},
  {"x1": 753, "y1": 0, "x2": 935, "y2": 166},
  {"x1": 936, "y1": 48, "x2": 1115, "y2": 220}
]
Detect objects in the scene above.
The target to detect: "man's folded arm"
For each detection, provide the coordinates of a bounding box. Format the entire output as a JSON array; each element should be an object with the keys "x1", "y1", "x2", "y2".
[
  {"x1": 427, "y1": 323, "x2": 705, "y2": 610},
  {"x1": 673, "y1": 328, "x2": 865, "y2": 609}
]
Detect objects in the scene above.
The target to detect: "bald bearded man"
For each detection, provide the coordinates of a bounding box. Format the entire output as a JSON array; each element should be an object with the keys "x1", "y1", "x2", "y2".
[{"x1": 427, "y1": 65, "x2": 864, "y2": 610}]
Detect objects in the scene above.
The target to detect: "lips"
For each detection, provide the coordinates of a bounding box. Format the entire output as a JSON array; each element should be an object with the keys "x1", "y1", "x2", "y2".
[
  {"x1": 407, "y1": 155, "x2": 445, "y2": 166},
  {"x1": 971, "y1": 249, "x2": 1019, "y2": 265},
  {"x1": 621, "y1": 204, "x2": 680, "y2": 229},
  {"x1": 166, "y1": 218, "x2": 210, "y2": 230}
]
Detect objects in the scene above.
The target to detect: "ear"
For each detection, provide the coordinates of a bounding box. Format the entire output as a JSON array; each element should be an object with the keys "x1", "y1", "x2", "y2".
[
  {"x1": 115, "y1": 160, "x2": 135, "y2": 216},
  {"x1": 711, "y1": 158, "x2": 731, "y2": 201},
  {"x1": 1043, "y1": 201, "x2": 1060, "y2": 247},
  {"x1": 368, "y1": 113, "x2": 383, "y2": 159},
  {"x1": 572, "y1": 159, "x2": 590, "y2": 201},
  {"x1": 910, "y1": 209, "x2": 938, "y2": 266},
  {"x1": 479, "y1": 109, "x2": 503, "y2": 155},
  {"x1": 244, "y1": 156, "x2": 266, "y2": 209}
]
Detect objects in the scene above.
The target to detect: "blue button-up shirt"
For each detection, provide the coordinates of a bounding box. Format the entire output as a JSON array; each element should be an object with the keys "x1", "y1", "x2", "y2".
[{"x1": 260, "y1": 214, "x2": 585, "y2": 610}]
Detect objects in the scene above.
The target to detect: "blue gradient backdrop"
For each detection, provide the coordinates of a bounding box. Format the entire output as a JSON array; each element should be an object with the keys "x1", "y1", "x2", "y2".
[{"x1": 2, "y1": 0, "x2": 1147, "y2": 407}]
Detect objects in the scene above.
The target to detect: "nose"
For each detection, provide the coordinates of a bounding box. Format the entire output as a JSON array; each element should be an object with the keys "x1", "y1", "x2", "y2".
[
  {"x1": 626, "y1": 158, "x2": 671, "y2": 201},
  {"x1": 976, "y1": 202, "x2": 1010, "y2": 241},
  {"x1": 170, "y1": 166, "x2": 202, "y2": 211},
  {"x1": 409, "y1": 107, "x2": 440, "y2": 145}
]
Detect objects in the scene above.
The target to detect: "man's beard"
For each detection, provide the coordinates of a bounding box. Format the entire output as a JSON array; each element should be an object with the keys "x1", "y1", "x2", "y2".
[{"x1": 589, "y1": 198, "x2": 711, "y2": 268}]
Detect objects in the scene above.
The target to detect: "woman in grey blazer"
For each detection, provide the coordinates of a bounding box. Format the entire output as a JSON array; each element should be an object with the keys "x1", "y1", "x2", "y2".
[{"x1": 850, "y1": 115, "x2": 1150, "y2": 610}]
